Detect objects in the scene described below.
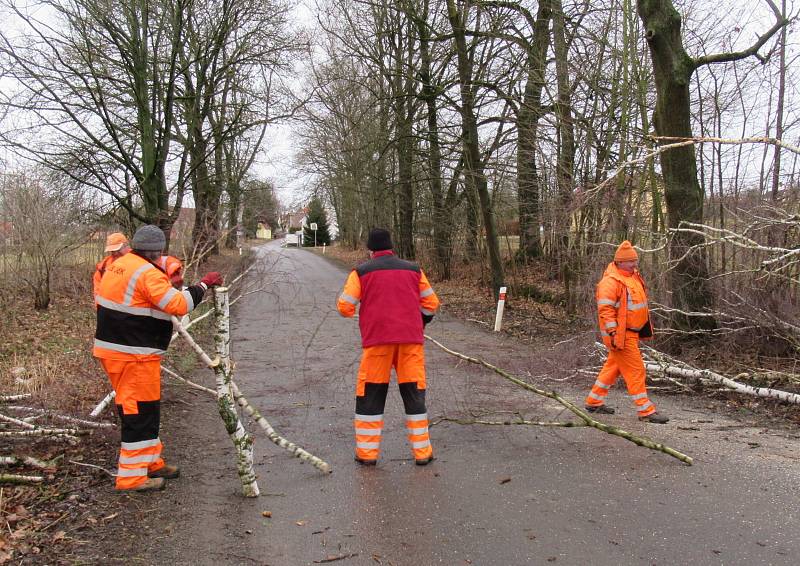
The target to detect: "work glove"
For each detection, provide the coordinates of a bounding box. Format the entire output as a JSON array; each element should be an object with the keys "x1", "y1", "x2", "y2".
[
  {"x1": 422, "y1": 312, "x2": 434, "y2": 327},
  {"x1": 602, "y1": 331, "x2": 619, "y2": 351},
  {"x1": 199, "y1": 272, "x2": 223, "y2": 289}
]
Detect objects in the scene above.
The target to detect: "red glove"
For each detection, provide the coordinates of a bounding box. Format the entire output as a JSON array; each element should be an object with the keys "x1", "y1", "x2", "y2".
[{"x1": 200, "y1": 272, "x2": 223, "y2": 288}]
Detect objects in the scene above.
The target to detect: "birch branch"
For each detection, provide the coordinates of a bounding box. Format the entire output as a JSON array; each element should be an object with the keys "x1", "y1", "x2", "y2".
[
  {"x1": 0, "y1": 430, "x2": 79, "y2": 440},
  {"x1": 90, "y1": 391, "x2": 116, "y2": 417},
  {"x1": 0, "y1": 394, "x2": 32, "y2": 402},
  {"x1": 0, "y1": 473, "x2": 44, "y2": 484},
  {"x1": 0, "y1": 455, "x2": 55, "y2": 469},
  {"x1": 161, "y1": 366, "x2": 217, "y2": 396},
  {"x1": 230, "y1": 381, "x2": 332, "y2": 474},
  {"x1": 5, "y1": 407, "x2": 114, "y2": 428},
  {"x1": 425, "y1": 335, "x2": 693, "y2": 465}
]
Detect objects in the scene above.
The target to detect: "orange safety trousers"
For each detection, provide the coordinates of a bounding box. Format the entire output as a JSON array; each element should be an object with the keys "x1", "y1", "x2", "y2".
[
  {"x1": 100, "y1": 358, "x2": 166, "y2": 489},
  {"x1": 585, "y1": 334, "x2": 657, "y2": 417},
  {"x1": 353, "y1": 344, "x2": 433, "y2": 462}
]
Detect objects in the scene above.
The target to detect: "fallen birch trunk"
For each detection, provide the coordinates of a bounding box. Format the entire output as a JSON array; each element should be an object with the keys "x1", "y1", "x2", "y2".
[
  {"x1": 230, "y1": 382, "x2": 332, "y2": 474},
  {"x1": 211, "y1": 287, "x2": 260, "y2": 497},
  {"x1": 425, "y1": 335, "x2": 693, "y2": 465},
  {"x1": 0, "y1": 473, "x2": 44, "y2": 484},
  {"x1": 643, "y1": 362, "x2": 800, "y2": 404}
]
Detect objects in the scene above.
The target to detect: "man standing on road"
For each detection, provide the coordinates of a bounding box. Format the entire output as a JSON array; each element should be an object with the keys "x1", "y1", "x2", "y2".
[
  {"x1": 585, "y1": 240, "x2": 668, "y2": 424},
  {"x1": 93, "y1": 232, "x2": 130, "y2": 302},
  {"x1": 94, "y1": 225, "x2": 223, "y2": 491},
  {"x1": 337, "y1": 228, "x2": 441, "y2": 466}
]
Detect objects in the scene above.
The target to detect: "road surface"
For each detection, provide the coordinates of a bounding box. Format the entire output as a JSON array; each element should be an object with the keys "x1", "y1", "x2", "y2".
[{"x1": 98, "y1": 241, "x2": 800, "y2": 565}]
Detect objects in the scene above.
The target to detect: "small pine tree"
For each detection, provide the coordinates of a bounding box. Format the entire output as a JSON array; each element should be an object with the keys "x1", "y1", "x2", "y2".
[{"x1": 303, "y1": 197, "x2": 332, "y2": 246}]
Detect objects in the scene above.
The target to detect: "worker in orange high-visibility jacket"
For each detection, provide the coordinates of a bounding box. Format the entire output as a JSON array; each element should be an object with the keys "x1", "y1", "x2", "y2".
[
  {"x1": 94, "y1": 224, "x2": 224, "y2": 491},
  {"x1": 156, "y1": 254, "x2": 185, "y2": 289},
  {"x1": 585, "y1": 241, "x2": 669, "y2": 424},
  {"x1": 337, "y1": 228, "x2": 441, "y2": 466},
  {"x1": 93, "y1": 233, "x2": 130, "y2": 304}
]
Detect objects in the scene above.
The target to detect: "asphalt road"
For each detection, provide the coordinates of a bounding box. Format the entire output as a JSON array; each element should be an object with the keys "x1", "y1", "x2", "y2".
[{"x1": 130, "y1": 240, "x2": 800, "y2": 566}]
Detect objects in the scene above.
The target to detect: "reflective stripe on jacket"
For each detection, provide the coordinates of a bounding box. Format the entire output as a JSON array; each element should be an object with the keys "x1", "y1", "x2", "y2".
[
  {"x1": 596, "y1": 262, "x2": 650, "y2": 350},
  {"x1": 337, "y1": 250, "x2": 440, "y2": 348},
  {"x1": 94, "y1": 252, "x2": 205, "y2": 361}
]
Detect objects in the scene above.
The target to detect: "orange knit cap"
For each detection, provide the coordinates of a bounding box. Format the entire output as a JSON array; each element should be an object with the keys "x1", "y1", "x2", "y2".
[{"x1": 614, "y1": 240, "x2": 638, "y2": 262}]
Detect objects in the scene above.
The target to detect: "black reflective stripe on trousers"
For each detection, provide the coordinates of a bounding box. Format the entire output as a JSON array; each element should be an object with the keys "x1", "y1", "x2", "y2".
[
  {"x1": 96, "y1": 305, "x2": 173, "y2": 351},
  {"x1": 117, "y1": 400, "x2": 161, "y2": 443}
]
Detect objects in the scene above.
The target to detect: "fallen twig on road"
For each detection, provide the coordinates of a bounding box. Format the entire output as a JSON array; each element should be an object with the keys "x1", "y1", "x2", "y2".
[
  {"x1": 436, "y1": 416, "x2": 588, "y2": 428},
  {"x1": 425, "y1": 335, "x2": 693, "y2": 465}
]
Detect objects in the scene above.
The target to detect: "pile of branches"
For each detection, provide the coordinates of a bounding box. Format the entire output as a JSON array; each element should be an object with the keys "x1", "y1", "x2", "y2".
[{"x1": 0, "y1": 393, "x2": 114, "y2": 485}]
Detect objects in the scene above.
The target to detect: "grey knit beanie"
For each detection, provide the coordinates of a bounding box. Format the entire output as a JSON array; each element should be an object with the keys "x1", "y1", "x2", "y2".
[{"x1": 132, "y1": 225, "x2": 166, "y2": 252}]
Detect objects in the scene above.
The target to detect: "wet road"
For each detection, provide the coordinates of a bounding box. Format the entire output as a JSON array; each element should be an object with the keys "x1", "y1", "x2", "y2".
[{"x1": 150, "y1": 241, "x2": 800, "y2": 566}]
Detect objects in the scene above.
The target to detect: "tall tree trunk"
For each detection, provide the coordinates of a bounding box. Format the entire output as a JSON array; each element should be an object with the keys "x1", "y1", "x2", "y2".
[
  {"x1": 637, "y1": 0, "x2": 715, "y2": 329},
  {"x1": 552, "y1": 0, "x2": 577, "y2": 313},
  {"x1": 771, "y1": 0, "x2": 787, "y2": 204},
  {"x1": 414, "y1": 0, "x2": 454, "y2": 278},
  {"x1": 517, "y1": 1, "x2": 552, "y2": 261},
  {"x1": 446, "y1": 0, "x2": 504, "y2": 295}
]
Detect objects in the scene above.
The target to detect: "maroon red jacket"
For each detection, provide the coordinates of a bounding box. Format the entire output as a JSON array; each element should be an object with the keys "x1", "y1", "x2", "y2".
[{"x1": 337, "y1": 250, "x2": 440, "y2": 348}]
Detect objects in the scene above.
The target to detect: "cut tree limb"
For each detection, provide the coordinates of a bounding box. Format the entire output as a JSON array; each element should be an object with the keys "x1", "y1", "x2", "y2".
[
  {"x1": 230, "y1": 381, "x2": 332, "y2": 474},
  {"x1": 425, "y1": 335, "x2": 693, "y2": 465}
]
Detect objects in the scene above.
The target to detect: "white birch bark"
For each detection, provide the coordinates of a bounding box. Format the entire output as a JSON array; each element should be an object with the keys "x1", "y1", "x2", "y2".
[
  {"x1": 0, "y1": 394, "x2": 32, "y2": 402},
  {"x1": 0, "y1": 473, "x2": 44, "y2": 484},
  {"x1": 90, "y1": 391, "x2": 116, "y2": 417},
  {"x1": 7, "y1": 407, "x2": 114, "y2": 428},
  {"x1": 212, "y1": 287, "x2": 260, "y2": 497},
  {"x1": 644, "y1": 362, "x2": 800, "y2": 404}
]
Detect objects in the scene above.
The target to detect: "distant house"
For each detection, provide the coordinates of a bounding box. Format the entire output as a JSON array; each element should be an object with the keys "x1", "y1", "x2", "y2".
[
  {"x1": 281, "y1": 208, "x2": 308, "y2": 232},
  {"x1": 256, "y1": 222, "x2": 272, "y2": 239}
]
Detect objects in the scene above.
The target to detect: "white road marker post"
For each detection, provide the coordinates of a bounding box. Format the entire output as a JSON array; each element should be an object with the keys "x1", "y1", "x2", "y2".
[{"x1": 494, "y1": 286, "x2": 507, "y2": 332}]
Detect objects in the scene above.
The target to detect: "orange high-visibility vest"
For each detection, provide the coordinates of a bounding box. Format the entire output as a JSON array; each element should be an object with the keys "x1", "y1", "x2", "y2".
[{"x1": 94, "y1": 252, "x2": 203, "y2": 361}]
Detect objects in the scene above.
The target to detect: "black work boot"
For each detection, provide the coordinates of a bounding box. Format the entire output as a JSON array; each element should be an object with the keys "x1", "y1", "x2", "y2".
[
  {"x1": 639, "y1": 412, "x2": 669, "y2": 424},
  {"x1": 354, "y1": 457, "x2": 377, "y2": 466},
  {"x1": 415, "y1": 455, "x2": 434, "y2": 466},
  {"x1": 585, "y1": 405, "x2": 615, "y2": 415}
]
